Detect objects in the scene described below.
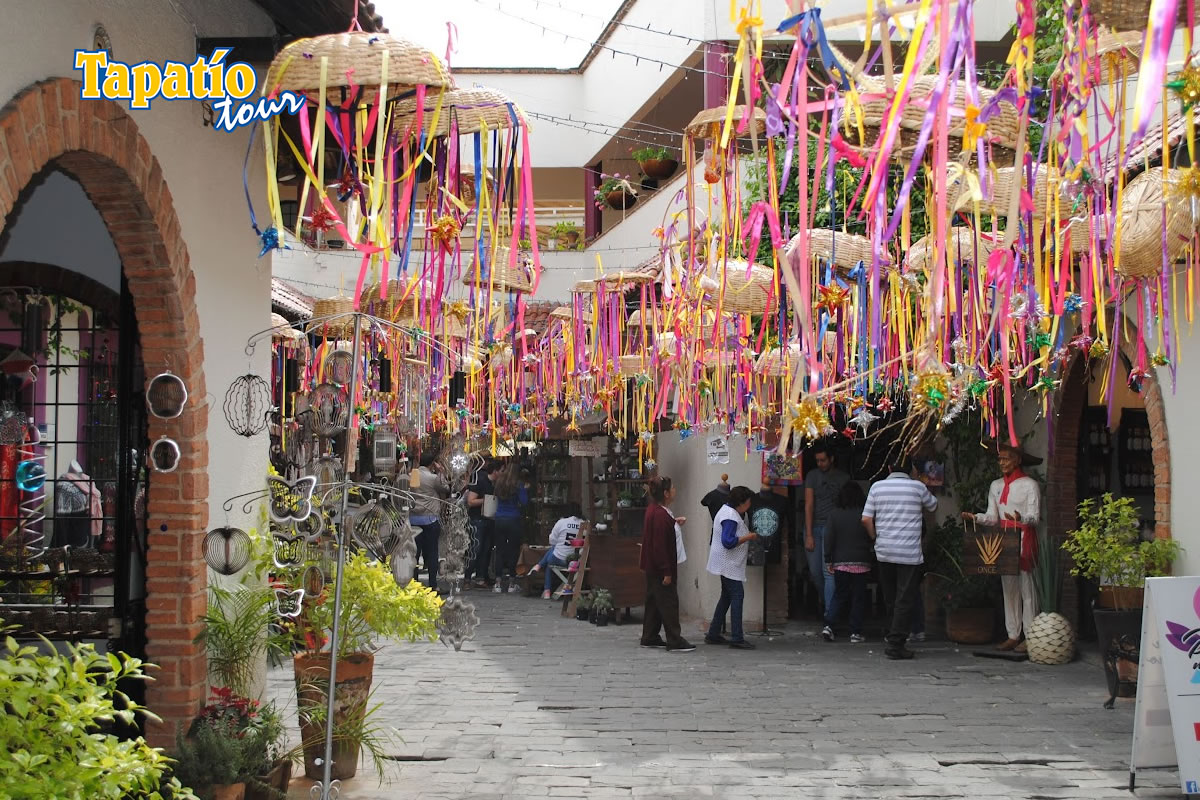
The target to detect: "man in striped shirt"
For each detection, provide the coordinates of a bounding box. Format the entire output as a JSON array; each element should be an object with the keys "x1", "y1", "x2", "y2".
[{"x1": 862, "y1": 456, "x2": 937, "y2": 660}]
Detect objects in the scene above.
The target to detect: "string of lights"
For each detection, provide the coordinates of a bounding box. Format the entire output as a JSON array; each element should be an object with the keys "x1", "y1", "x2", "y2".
[{"x1": 518, "y1": 0, "x2": 707, "y2": 46}]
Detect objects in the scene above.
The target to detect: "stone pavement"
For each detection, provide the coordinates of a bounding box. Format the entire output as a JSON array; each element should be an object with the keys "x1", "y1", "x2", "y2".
[{"x1": 270, "y1": 592, "x2": 1183, "y2": 799}]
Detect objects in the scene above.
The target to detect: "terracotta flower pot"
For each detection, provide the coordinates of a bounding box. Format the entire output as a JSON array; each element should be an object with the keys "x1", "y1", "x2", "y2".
[
  {"x1": 564, "y1": 230, "x2": 580, "y2": 246},
  {"x1": 944, "y1": 607, "x2": 994, "y2": 644},
  {"x1": 294, "y1": 652, "x2": 374, "y2": 781},
  {"x1": 603, "y1": 189, "x2": 636, "y2": 211},
  {"x1": 206, "y1": 783, "x2": 246, "y2": 800},
  {"x1": 244, "y1": 760, "x2": 293, "y2": 800},
  {"x1": 1096, "y1": 585, "x2": 1144, "y2": 610},
  {"x1": 638, "y1": 158, "x2": 678, "y2": 180}
]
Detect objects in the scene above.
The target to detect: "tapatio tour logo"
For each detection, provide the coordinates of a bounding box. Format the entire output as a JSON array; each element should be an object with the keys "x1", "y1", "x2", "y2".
[
  {"x1": 1164, "y1": 585, "x2": 1200, "y2": 684},
  {"x1": 73, "y1": 48, "x2": 302, "y2": 132}
]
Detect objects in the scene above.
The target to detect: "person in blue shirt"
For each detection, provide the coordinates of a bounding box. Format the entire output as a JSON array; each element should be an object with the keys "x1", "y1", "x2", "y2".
[
  {"x1": 705, "y1": 486, "x2": 759, "y2": 650},
  {"x1": 491, "y1": 462, "x2": 529, "y2": 593}
]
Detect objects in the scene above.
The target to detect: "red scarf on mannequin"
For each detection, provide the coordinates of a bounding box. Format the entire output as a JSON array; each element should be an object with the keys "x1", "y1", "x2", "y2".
[{"x1": 999, "y1": 468, "x2": 1037, "y2": 570}]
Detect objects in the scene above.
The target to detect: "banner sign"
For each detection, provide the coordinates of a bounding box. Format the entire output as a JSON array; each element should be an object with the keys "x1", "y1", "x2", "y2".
[
  {"x1": 706, "y1": 435, "x2": 730, "y2": 464},
  {"x1": 1130, "y1": 577, "x2": 1200, "y2": 793},
  {"x1": 960, "y1": 524, "x2": 1020, "y2": 576},
  {"x1": 568, "y1": 437, "x2": 606, "y2": 458}
]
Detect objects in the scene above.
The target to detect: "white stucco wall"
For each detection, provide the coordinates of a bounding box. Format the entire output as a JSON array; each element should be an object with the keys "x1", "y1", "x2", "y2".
[
  {"x1": 1157, "y1": 338, "x2": 1199, "y2": 575},
  {"x1": 655, "y1": 430, "x2": 771, "y2": 625},
  {"x1": 0, "y1": 0, "x2": 275, "y2": 542}
]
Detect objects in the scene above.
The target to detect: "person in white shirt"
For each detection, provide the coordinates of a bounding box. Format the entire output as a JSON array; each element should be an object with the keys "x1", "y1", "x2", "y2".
[
  {"x1": 862, "y1": 456, "x2": 937, "y2": 660},
  {"x1": 529, "y1": 503, "x2": 586, "y2": 599},
  {"x1": 961, "y1": 442, "x2": 1042, "y2": 653},
  {"x1": 704, "y1": 486, "x2": 760, "y2": 650}
]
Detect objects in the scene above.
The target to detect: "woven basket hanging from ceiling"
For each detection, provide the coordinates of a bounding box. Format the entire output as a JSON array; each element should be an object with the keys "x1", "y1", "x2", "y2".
[
  {"x1": 1116, "y1": 168, "x2": 1199, "y2": 280},
  {"x1": 307, "y1": 296, "x2": 355, "y2": 339},
  {"x1": 705, "y1": 261, "x2": 778, "y2": 315},
  {"x1": 906, "y1": 228, "x2": 997, "y2": 274},
  {"x1": 1090, "y1": 0, "x2": 1186, "y2": 31},
  {"x1": 266, "y1": 32, "x2": 452, "y2": 105},
  {"x1": 392, "y1": 87, "x2": 521, "y2": 137},
  {"x1": 684, "y1": 105, "x2": 767, "y2": 140},
  {"x1": 790, "y1": 229, "x2": 885, "y2": 274},
  {"x1": 463, "y1": 245, "x2": 534, "y2": 294}
]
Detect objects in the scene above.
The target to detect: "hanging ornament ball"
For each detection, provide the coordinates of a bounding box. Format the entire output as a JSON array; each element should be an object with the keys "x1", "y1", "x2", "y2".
[
  {"x1": 223, "y1": 374, "x2": 273, "y2": 437},
  {"x1": 15, "y1": 460, "x2": 46, "y2": 492},
  {"x1": 146, "y1": 371, "x2": 188, "y2": 419},
  {"x1": 203, "y1": 526, "x2": 252, "y2": 575}
]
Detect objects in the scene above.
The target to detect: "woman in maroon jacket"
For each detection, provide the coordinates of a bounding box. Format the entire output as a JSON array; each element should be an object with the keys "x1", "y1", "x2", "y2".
[{"x1": 639, "y1": 476, "x2": 696, "y2": 652}]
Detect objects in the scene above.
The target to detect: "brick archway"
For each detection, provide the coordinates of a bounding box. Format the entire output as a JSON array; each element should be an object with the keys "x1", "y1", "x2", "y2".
[{"x1": 0, "y1": 78, "x2": 207, "y2": 742}]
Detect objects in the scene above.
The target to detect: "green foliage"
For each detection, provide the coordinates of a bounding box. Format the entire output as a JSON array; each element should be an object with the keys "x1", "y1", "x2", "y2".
[
  {"x1": 170, "y1": 724, "x2": 250, "y2": 793},
  {"x1": 1032, "y1": 530, "x2": 1063, "y2": 614},
  {"x1": 296, "y1": 687, "x2": 394, "y2": 784},
  {"x1": 926, "y1": 517, "x2": 1000, "y2": 612},
  {"x1": 575, "y1": 592, "x2": 593, "y2": 611},
  {"x1": 942, "y1": 413, "x2": 1000, "y2": 514},
  {"x1": 301, "y1": 550, "x2": 443, "y2": 659},
  {"x1": 632, "y1": 145, "x2": 670, "y2": 162},
  {"x1": 0, "y1": 629, "x2": 196, "y2": 800},
  {"x1": 590, "y1": 588, "x2": 613, "y2": 613},
  {"x1": 552, "y1": 220, "x2": 579, "y2": 237},
  {"x1": 1062, "y1": 493, "x2": 1182, "y2": 589},
  {"x1": 195, "y1": 584, "x2": 290, "y2": 697},
  {"x1": 595, "y1": 174, "x2": 637, "y2": 197},
  {"x1": 1019, "y1": 0, "x2": 1069, "y2": 154}
]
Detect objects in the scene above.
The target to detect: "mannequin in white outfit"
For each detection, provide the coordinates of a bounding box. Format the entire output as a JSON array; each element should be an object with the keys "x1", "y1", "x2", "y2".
[{"x1": 962, "y1": 442, "x2": 1042, "y2": 653}]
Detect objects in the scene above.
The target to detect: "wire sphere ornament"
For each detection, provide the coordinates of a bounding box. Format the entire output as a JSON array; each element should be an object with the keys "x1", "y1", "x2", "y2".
[
  {"x1": 149, "y1": 437, "x2": 181, "y2": 473},
  {"x1": 224, "y1": 374, "x2": 273, "y2": 437},
  {"x1": 309, "y1": 383, "x2": 348, "y2": 437},
  {"x1": 438, "y1": 594, "x2": 480, "y2": 651},
  {"x1": 204, "y1": 526, "x2": 252, "y2": 575},
  {"x1": 346, "y1": 500, "x2": 395, "y2": 561},
  {"x1": 146, "y1": 371, "x2": 188, "y2": 419},
  {"x1": 326, "y1": 349, "x2": 355, "y2": 386}
]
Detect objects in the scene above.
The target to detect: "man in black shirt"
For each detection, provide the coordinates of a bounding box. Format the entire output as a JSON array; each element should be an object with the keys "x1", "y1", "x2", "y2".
[{"x1": 466, "y1": 460, "x2": 501, "y2": 586}]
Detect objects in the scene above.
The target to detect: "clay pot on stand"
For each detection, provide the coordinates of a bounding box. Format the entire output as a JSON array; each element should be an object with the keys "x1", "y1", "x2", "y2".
[
  {"x1": 294, "y1": 652, "x2": 375, "y2": 781},
  {"x1": 944, "y1": 607, "x2": 994, "y2": 644}
]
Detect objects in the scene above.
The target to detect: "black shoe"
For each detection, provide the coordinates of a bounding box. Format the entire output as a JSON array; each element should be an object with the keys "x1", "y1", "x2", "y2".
[
  {"x1": 640, "y1": 638, "x2": 668, "y2": 648},
  {"x1": 704, "y1": 635, "x2": 728, "y2": 645},
  {"x1": 729, "y1": 640, "x2": 757, "y2": 650},
  {"x1": 885, "y1": 647, "x2": 915, "y2": 660},
  {"x1": 666, "y1": 640, "x2": 696, "y2": 652}
]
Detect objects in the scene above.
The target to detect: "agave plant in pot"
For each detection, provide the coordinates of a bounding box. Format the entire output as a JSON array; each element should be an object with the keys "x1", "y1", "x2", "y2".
[
  {"x1": 1025, "y1": 530, "x2": 1075, "y2": 665},
  {"x1": 1062, "y1": 493, "x2": 1181, "y2": 704},
  {"x1": 290, "y1": 548, "x2": 443, "y2": 780}
]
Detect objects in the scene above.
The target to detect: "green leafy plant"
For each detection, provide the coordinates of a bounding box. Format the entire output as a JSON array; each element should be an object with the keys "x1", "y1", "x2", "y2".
[
  {"x1": 552, "y1": 220, "x2": 579, "y2": 237},
  {"x1": 195, "y1": 583, "x2": 290, "y2": 697},
  {"x1": 1062, "y1": 493, "x2": 1181, "y2": 593},
  {"x1": 593, "y1": 173, "x2": 638, "y2": 208},
  {"x1": 171, "y1": 724, "x2": 253, "y2": 796},
  {"x1": 0, "y1": 627, "x2": 196, "y2": 800},
  {"x1": 632, "y1": 145, "x2": 669, "y2": 162},
  {"x1": 926, "y1": 518, "x2": 1000, "y2": 612},
  {"x1": 575, "y1": 592, "x2": 593, "y2": 611},
  {"x1": 1032, "y1": 530, "x2": 1065, "y2": 614},
  {"x1": 300, "y1": 549, "x2": 443, "y2": 659},
  {"x1": 295, "y1": 684, "x2": 394, "y2": 782},
  {"x1": 590, "y1": 588, "x2": 613, "y2": 614}
]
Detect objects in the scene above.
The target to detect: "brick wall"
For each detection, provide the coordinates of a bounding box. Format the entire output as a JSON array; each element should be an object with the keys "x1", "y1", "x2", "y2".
[{"x1": 0, "y1": 78, "x2": 208, "y2": 745}]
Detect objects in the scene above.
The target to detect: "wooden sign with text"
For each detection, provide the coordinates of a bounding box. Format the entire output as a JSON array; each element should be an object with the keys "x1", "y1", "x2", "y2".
[{"x1": 961, "y1": 524, "x2": 1020, "y2": 576}]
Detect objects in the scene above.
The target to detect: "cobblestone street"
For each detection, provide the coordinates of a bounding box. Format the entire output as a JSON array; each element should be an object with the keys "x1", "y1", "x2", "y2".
[{"x1": 274, "y1": 593, "x2": 1182, "y2": 799}]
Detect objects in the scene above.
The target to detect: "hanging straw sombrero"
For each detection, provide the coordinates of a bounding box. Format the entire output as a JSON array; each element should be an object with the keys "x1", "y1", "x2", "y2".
[
  {"x1": 789, "y1": 229, "x2": 886, "y2": 273},
  {"x1": 463, "y1": 245, "x2": 534, "y2": 294},
  {"x1": 685, "y1": 106, "x2": 767, "y2": 139},
  {"x1": 393, "y1": 87, "x2": 523, "y2": 136},
  {"x1": 1116, "y1": 168, "x2": 1199, "y2": 280},
  {"x1": 266, "y1": 32, "x2": 452, "y2": 104},
  {"x1": 906, "y1": 228, "x2": 997, "y2": 272},
  {"x1": 703, "y1": 260, "x2": 778, "y2": 315}
]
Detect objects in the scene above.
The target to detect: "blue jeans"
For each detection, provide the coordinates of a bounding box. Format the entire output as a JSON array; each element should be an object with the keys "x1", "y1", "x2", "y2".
[
  {"x1": 807, "y1": 524, "x2": 835, "y2": 612},
  {"x1": 708, "y1": 576, "x2": 745, "y2": 642},
  {"x1": 537, "y1": 550, "x2": 568, "y2": 591},
  {"x1": 828, "y1": 570, "x2": 868, "y2": 634}
]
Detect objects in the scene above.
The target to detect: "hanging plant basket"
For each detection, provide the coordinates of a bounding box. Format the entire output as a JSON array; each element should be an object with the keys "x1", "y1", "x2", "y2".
[
  {"x1": 638, "y1": 157, "x2": 678, "y2": 181},
  {"x1": 1090, "y1": 0, "x2": 1186, "y2": 31},
  {"x1": 604, "y1": 189, "x2": 637, "y2": 211}
]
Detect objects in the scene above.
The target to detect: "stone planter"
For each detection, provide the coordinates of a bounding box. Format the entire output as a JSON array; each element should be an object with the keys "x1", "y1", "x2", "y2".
[
  {"x1": 944, "y1": 607, "x2": 994, "y2": 644},
  {"x1": 294, "y1": 652, "x2": 374, "y2": 780}
]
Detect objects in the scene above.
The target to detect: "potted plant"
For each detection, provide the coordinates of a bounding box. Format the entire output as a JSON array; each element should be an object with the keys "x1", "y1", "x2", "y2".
[
  {"x1": 617, "y1": 490, "x2": 634, "y2": 509},
  {"x1": 632, "y1": 145, "x2": 679, "y2": 181},
  {"x1": 556, "y1": 220, "x2": 581, "y2": 247},
  {"x1": 0, "y1": 623, "x2": 196, "y2": 800},
  {"x1": 927, "y1": 518, "x2": 1000, "y2": 644},
  {"x1": 591, "y1": 588, "x2": 613, "y2": 626},
  {"x1": 1062, "y1": 493, "x2": 1181, "y2": 702},
  {"x1": 286, "y1": 548, "x2": 443, "y2": 780},
  {"x1": 575, "y1": 591, "x2": 593, "y2": 621},
  {"x1": 196, "y1": 584, "x2": 290, "y2": 698},
  {"x1": 1025, "y1": 530, "x2": 1076, "y2": 665},
  {"x1": 593, "y1": 173, "x2": 638, "y2": 211},
  {"x1": 172, "y1": 722, "x2": 251, "y2": 800}
]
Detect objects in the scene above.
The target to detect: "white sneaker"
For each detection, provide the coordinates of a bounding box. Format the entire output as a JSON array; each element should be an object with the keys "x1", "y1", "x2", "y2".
[
  {"x1": 492, "y1": 584, "x2": 502, "y2": 593},
  {"x1": 849, "y1": 634, "x2": 866, "y2": 644},
  {"x1": 821, "y1": 625, "x2": 834, "y2": 642},
  {"x1": 507, "y1": 584, "x2": 521, "y2": 593},
  {"x1": 910, "y1": 632, "x2": 926, "y2": 642},
  {"x1": 541, "y1": 590, "x2": 552, "y2": 599}
]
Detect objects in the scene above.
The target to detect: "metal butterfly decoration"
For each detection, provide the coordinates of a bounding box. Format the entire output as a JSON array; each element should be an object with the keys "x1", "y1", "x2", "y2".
[
  {"x1": 272, "y1": 531, "x2": 307, "y2": 569},
  {"x1": 274, "y1": 587, "x2": 305, "y2": 618},
  {"x1": 267, "y1": 475, "x2": 317, "y2": 523}
]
